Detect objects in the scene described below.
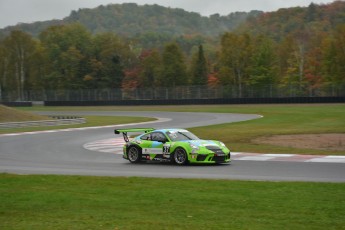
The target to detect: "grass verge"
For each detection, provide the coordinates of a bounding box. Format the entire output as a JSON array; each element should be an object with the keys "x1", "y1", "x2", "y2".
[
  {"x1": 188, "y1": 104, "x2": 345, "y2": 155},
  {"x1": 0, "y1": 105, "x2": 49, "y2": 122},
  {"x1": 1, "y1": 174, "x2": 344, "y2": 230}
]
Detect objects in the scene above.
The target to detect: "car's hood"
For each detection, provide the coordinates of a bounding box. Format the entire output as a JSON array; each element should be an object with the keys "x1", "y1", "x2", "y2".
[{"x1": 182, "y1": 140, "x2": 221, "y2": 148}]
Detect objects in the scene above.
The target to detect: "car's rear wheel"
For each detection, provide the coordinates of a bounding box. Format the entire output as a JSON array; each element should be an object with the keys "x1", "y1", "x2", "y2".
[
  {"x1": 127, "y1": 146, "x2": 141, "y2": 163},
  {"x1": 173, "y1": 148, "x2": 188, "y2": 165}
]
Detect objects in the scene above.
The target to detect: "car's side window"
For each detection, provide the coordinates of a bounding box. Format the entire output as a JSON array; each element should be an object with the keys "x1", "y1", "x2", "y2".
[
  {"x1": 140, "y1": 133, "x2": 151, "y2": 140},
  {"x1": 151, "y1": 132, "x2": 167, "y2": 142}
]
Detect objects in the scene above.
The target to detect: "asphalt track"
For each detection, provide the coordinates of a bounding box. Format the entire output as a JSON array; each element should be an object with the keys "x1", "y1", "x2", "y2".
[{"x1": 0, "y1": 111, "x2": 344, "y2": 182}]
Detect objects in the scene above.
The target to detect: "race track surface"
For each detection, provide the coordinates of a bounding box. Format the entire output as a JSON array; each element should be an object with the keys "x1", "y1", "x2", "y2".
[{"x1": 0, "y1": 111, "x2": 344, "y2": 182}]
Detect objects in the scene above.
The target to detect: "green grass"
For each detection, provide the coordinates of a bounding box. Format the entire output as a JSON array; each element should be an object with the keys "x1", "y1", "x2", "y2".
[
  {"x1": 188, "y1": 104, "x2": 345, "y2": 155},
  {"x1": 0, "y1": 174, "x2": 344, "y2": 230},
  {"x1": 19, "y1": 104, "x2": 345, "y2": 155}
]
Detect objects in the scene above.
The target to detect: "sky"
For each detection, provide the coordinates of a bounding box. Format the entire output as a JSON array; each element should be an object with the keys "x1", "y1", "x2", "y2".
[{"x1": 0, "y1": 0, "x2": 337, "y2": 29}]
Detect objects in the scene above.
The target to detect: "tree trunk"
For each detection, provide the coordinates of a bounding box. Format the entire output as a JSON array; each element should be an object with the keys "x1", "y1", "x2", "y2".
[
  {"x1": 20, "y1": 51, "x2": 25, "y2": 100},
  {"x1": 237, "y1": 68, "x2": 242, "y2": 98},
  {"x1": 298, "y1": 44, "x2": 304, "y2": 92}
]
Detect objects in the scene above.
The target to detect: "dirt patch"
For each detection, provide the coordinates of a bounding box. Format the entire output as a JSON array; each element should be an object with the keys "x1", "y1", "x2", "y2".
[{"x1": 253, "y1": 133, "x2": 345, "y2": 151}]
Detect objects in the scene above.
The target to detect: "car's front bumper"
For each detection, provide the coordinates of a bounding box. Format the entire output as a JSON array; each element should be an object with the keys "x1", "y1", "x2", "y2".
[{"x1": 190, "y1": 152, "x2": 231, "y2": 164}]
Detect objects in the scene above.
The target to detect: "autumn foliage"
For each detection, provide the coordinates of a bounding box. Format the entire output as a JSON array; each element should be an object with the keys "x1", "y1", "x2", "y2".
[{"x1": 0, "y1": 1, "x2": 344, "y2": 100}]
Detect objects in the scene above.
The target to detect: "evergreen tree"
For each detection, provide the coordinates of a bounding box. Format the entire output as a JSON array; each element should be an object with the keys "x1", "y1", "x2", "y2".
[
  {"x1": 190, "y1": 44, "x2": 208, "y2": 85},
  {"x1": 161, "y1": 43, "x2": 187, "y2": 87}
]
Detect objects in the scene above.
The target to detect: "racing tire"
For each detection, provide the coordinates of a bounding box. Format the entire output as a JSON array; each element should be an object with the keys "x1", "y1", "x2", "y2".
[
  {"x1": 127, "y1": 146, "x2": 142, "y2": 163},
  {"x1": 172, "y1": 148, "x2": 188, "y2": 165}
]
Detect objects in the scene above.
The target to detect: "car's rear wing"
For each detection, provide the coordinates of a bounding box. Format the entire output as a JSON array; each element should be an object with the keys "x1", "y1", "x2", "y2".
[{"x1": 114, "y1": 128, "x2": 155, "y2": 142}]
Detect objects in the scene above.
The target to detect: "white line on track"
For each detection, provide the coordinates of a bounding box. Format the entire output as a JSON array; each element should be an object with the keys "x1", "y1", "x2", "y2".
[{"x1": 0, "y1": 117, "x2": 171, "y2": 137}]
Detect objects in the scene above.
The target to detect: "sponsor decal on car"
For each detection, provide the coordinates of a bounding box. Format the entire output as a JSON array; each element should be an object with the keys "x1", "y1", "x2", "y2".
[{"x1": 143, "y1": 148, "x2": 162, "y2": 154}]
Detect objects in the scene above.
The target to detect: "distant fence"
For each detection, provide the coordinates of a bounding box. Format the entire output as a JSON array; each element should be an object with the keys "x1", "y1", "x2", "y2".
[
  {"x1": 1, "y1": 84, "x2": 344, "y2": 102},
  {"x1": 1, "y1": 101, "x2": 32, "y2": 107},
  {"x1": 44, "y1": 97, "x2": 345, "y2": 106}
]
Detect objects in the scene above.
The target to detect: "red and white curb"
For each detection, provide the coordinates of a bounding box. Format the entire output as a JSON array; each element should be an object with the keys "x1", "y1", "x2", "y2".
[
  {"x1": 231, "y1": 152, "x2": 345, "y2": 163},
  {"x1": 83, "y1": 138, "x2": 124, "y2": 154},
  {"x1": 83, "y1": 138, "x2": 345, "y2": 163}
]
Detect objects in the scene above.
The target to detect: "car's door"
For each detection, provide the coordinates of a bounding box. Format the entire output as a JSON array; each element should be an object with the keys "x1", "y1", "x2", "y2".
[{"x1": 142, "y1": 131, "x2": 171, "y2": 160}]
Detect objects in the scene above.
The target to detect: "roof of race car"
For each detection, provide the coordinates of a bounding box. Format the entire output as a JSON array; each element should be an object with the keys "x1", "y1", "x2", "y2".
[
  {"x1": 134, "y1": 129, "x2": 189, "y2": 137},
  {"x1": 115, "y1": 128, "x2": 188, "y2": 134},
  {"x1": 154, "y1": 128, "x2": 188, "y2": 133}
]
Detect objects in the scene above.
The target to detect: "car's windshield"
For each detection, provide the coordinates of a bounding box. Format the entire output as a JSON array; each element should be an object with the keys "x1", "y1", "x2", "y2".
[{"x1": 166, "y1": 130, "x2": 200, "y2": 141}]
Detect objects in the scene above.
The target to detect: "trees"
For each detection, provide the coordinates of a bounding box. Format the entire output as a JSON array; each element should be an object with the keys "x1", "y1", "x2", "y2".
[
  {"x1": 0, "y1": 41, "x2": 7, "y2": 100},
  {"x1": 0, "y1": 31, "x2": 38, "y2": 100},
  {"x1": 323, "y1": 25, "x2": 345, "y2": 85},
  {"x1": 219, "y1": 32, "x2": 253, "y2": 97},
  {"x1": 190, "y1": 44, "x2": 208, "y2": 85},
  {"x1": 39, "y1": 24, "x2": 92, "y2": 90},
  {"x1": 139, "y1": 49, "x2": 162, "y2": 87},
  {"x1": 248, "y1": 35, "x2": 277, "y2": 88},
  {"x1": 39, "y1": 24, "x2": 136, "y2": 90},
  {"x1": 0, "y1": 1, "x2": 344, "y2": 100},
  {"x1": 161, "y1": 43, "x2": 187, "y2": 87},
  {"x1": 91, "y1": 32, "x2": 134, "y2": 88},
  {"x1": 333, "y1": 24, "x2": 345, "y2": 84},
  {"x1": 277, "y1": 35, "x2": 303, "y2": 92}
]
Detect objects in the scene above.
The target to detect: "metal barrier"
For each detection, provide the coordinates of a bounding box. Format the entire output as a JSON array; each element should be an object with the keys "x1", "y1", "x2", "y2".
[
  {"x1": 1, "y1": 84, "x2": 344, "y2": 102},
  {"x1": 44, "y1": 97, "x2": 345, "y2": 106},
  {"x1": 0, "y1": 117, "x2": 86, "y2": 129}
]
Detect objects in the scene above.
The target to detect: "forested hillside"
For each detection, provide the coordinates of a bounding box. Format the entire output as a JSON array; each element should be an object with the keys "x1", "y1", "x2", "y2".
[
  {"x1": 0, "y1": 3, "x2": 259, "y2": 38},
  {"x1": 0, "y1": 1, "x2": 344, "y2": 102},
  {"x1": 239, "y1": 0, "x2": 345, "y2": 40}
]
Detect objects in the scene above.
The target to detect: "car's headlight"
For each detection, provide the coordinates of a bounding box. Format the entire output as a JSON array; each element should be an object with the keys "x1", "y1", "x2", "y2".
[
  {"x1": 219, "y1": 142, "x2": 226, "y2": 147},
  {"x1": 189, "y1": 143, "x2": 200, "y2": 150}
]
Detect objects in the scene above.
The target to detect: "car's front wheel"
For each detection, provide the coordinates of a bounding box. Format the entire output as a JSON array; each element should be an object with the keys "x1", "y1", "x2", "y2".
[
  {"x1": 173, "y1": 148, "x2": 188, "y2": 165},
  {"x1": 127, "y1": 146, "x2": 141, "y2": 163}
]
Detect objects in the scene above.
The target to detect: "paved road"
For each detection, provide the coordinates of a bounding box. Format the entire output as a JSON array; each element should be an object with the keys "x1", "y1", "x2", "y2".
[{"x1": 0, "y1": 111, "x2": 344, "y2": 182}]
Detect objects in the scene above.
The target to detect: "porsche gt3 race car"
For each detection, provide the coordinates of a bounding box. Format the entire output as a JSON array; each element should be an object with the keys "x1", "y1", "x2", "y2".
[{"x1": 114, "y1": 128, "x2": 231, "y2": 165}]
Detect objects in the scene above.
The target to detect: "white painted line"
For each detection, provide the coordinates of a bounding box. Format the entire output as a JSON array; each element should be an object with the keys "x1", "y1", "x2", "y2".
[
  {"x1": 305, "y1": 156, "x2": 345, "y2": 163},
  {"x1": 324, "y1": 156, "x2": 345, "y2": 159},
  {"x1": 263, "y1": 154, "x2": 294, "y2": 157},
  {"x1": 235, "y1": 156, "x2": 276, "y2": 161},
  {"x1": 0, "y1": 117, "x2": 171, "y2": 137}
]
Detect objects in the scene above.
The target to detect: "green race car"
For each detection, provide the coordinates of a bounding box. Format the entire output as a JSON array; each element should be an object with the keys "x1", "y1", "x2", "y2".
[{"x1": 114, "y1": 128, "x2": 231, "y2": 165}]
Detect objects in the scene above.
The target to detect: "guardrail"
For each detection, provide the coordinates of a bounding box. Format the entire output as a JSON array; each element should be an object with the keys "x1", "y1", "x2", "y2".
[
  {"x1": 43, "y1": 96, "x2": 345, "y2": 106},
  {"x1": 1, "y1": 101, "x2": 32, "y2": 107},
  {"x1": 1, "y1": 84, "x2": 344, "y2": 102},
  {"x1": 0, "y1": 117, "x2": 86, "y2": 129}
]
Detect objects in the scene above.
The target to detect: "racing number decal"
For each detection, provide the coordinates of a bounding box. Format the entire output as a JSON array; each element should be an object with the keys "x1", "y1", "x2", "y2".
[{"x1": 163, "y1": 144, "x2": 170, "y2": 154}]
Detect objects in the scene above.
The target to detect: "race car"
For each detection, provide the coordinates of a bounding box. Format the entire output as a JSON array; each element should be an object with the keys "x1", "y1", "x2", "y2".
[{"x1": 114, "y1": 128, "x2": 231, "y2": 165}]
